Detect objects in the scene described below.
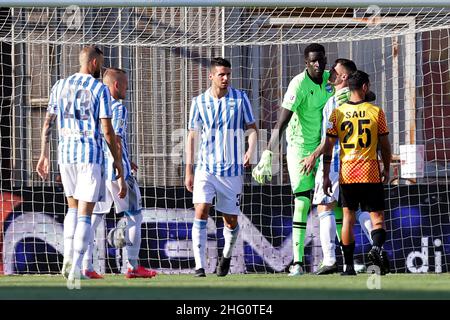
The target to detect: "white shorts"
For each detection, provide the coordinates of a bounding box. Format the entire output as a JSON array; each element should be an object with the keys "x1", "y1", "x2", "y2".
[
  {"x1": 59, "y1": 163, "x2": 105, "y2": 203},
  {"x1": 312, "y1": 165, "x2": 340, "y2": 205},
  {"x1": 192, "y1": 170, "x2": 243, "y2": 215},
  {"x1": 93, "y1": 175, "x2": 142, "y2": 214}
]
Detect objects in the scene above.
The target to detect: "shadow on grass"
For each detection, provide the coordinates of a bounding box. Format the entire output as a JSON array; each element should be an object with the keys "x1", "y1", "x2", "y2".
[{"x1": 1, "y1": 286, "x2": 450, "y2": 300}]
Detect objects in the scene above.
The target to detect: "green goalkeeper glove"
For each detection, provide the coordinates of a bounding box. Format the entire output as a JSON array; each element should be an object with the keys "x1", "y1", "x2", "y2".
[
  {"x1": 335, "y1": 87, "x2": 350, "y2": 106},
  {"x1": 252, "y1": 150, "x2": 273, "y2": 184}
]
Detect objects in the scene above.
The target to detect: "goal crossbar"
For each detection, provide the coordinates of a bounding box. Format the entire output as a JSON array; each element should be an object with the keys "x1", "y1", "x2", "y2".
[
  {"x1": 268, "y1": 17, "x2": 416, "y2": 27},
  {"x1": 0, "y1": 0, "x2": 450, "y2": 8}
]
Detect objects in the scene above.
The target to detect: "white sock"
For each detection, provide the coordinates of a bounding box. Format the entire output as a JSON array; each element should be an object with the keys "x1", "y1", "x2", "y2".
[
  {"x1": 125, "y1": 211, "x2": 143, "y2": 270},
  {"x1": 318, "y1": 210, "x2": 337, "y2": 266},
  {"x1": 70, "y1": 215, "x2": 91, "y2": 276},
  {"x1": 222, "y1": 224, "x2": 239, "y2": 259},
  {"x1": 357, "y1": 210, "x2": 373, "y2": 245},
  {"x1": 82, "y1": 213, "x2": 103, "y2": 271},
  {"x1": 192, "y1": 218, "x2": 207, "y2": 270},
  {"x1": 63, "y1": 208, "x2": 78, "y2": 263}
]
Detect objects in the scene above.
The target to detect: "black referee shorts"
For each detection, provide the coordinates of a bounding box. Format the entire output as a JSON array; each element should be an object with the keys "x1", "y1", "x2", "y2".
[{"x1": 339, "y1": 183, "x2": 385, "y2": 212}]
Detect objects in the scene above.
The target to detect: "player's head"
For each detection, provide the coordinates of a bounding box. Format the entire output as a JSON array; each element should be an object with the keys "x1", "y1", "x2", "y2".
[
  {"x1": 348, "y1": 70, "x2": 371, "y2": 95},
  {"x1": 329, "y1": 58, "x2": 357, "y2": 88},
  {"x1": 103, "y1": 68, "x2": 128, "y2": 100},
  {"x1": 304, "y1": 43, "x2": 326, "y2": 79},
  {"x1": 79, "y1": 46, "x2": 104, "y2": 78},
  {"x1": 209, "y1": 57, "x2": 231, "y2": 90}
]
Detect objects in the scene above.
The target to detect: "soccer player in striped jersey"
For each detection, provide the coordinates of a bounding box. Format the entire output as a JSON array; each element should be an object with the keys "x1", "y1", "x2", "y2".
[
  {"x1": 36, "y1": 46, "x2": 125, "y2": 281},
  {"x1": 185, "y1": 57, "x2": 258, "y2": 277},
  {"x1": 301, "y1": 59, "x2": 376, "y2": 275},
  {"x1": 323, "y1": 70, "x2": 392, "y2": 276},
  {"x1": 82, "y1": 68, "x2": 156, "y2": 279}
]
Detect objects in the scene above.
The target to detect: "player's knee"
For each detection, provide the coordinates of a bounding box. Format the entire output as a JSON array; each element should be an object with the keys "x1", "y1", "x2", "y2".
[
  {"x1": 349, "y1": 217, "x2": 356, "y2": 226},
  {"x1": 343, "y1": 211, "x2": 356, "y2": 225},
  {"x1": 195, "y1": 203, "x2": 210, "y2": 220},
  {"x1": 223, "y1": 214, "x2": 238, "y2": 229},
  {"x1": 317, "y1": 204, "x2": 334, "y2": 216}
]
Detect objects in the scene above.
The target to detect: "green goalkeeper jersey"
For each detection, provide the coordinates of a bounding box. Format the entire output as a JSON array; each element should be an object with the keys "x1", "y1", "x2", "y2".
[{"x1": 282, "y1": 69, "x2": 333, "y2": 150}]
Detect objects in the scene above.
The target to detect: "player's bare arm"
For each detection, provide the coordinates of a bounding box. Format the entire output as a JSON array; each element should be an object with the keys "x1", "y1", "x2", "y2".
[
  {"x1": 36, "y1": 112, "x2": 57, "y2": 180},
  {"x1": 379, "y1": 135, "x2": 392, "y2": 183},
  {"x1": 102, "y1": 118, "x2": 126, "y2": 199},
  {"x1": 244, "y1": 123, "x2": 258, "y2": 168},
  {"x1": 322, "y1": 135, "x2": 336, "y2": 196},
  {"x1": 266, "y1": 108, "x2": 293, "y2": 152},
  {"x1": 185, "y1": 129, "x2": 197, "y2": 192},
  {"x1": 115, "y1": 134, "x2": 127, "y2": 199}
]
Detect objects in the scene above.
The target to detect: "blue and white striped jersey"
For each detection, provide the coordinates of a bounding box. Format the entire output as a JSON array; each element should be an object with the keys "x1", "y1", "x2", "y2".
[
  {"x1": 47, "y1": 73, "x2": 112, "y2": 165},
  {"x1": 104, "y1": 98, "x2": 132, "y2": 181},
  {"x1": 321, "y1": 95, "x2": 340, "y2": 173},
  {"x1": 188, "y1": 87, "x2": 255, "y2": 177}
]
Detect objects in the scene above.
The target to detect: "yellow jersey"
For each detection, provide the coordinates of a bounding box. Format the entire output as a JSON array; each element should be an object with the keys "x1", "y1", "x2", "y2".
[{"x1": 326, "y1": 101, "x2": 389, "y2": 184}]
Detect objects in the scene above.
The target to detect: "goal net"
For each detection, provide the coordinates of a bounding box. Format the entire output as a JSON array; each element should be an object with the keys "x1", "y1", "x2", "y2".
[{"x1": 1, "y1": 3, "x2": 450, "y2": 275}]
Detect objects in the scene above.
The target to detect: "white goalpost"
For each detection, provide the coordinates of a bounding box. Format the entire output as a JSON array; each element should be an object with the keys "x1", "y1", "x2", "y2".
[{"x1": 1, "y1": 1, "x2": 450, "y2": 275}]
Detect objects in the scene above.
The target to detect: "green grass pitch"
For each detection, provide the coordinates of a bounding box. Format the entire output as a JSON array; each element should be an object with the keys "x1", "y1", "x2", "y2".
[{"x1": 1, "y1": 273, "x2": 450, "y2": 300}]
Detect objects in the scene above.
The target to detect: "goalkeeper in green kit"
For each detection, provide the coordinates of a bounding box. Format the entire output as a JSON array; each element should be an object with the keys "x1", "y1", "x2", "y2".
[{"x1": 252, "y1": 43, "x2": 348, "y2": 275}]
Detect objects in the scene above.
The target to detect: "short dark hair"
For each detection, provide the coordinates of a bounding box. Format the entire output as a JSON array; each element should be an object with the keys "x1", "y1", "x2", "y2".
[
  {"x1": 304, "y1": 43, "x2": 325, "y2": 59},
  {"x1": 210, "y1": 57, "x2": 231, "y2": 69},
  {"x1": 348, "y1": 70, "x2": 370, "y2": 91},
  {"x1": 334, "y1": 58, "x2": 357, "y2": 74}
]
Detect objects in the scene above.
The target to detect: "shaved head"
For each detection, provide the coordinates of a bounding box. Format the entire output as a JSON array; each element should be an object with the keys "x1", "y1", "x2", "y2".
[
  {"x1": 103, "y1": 68, "x2": 126, "y2": 85},
  {"x1": 79, "y1": 46, "x2": 103, "y2": 66},
  {"x1": 103, "y1": 68, "x2": 128, "y2": 100},
  {"x1": 79, "y1": 46, "x2": 104, "y2": 78}
]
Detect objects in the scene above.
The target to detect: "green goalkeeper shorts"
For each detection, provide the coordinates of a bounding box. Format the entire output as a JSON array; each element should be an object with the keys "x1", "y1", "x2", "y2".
[{"x1": 286, "y1": 145, "x2": 318, "y2": 194}]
